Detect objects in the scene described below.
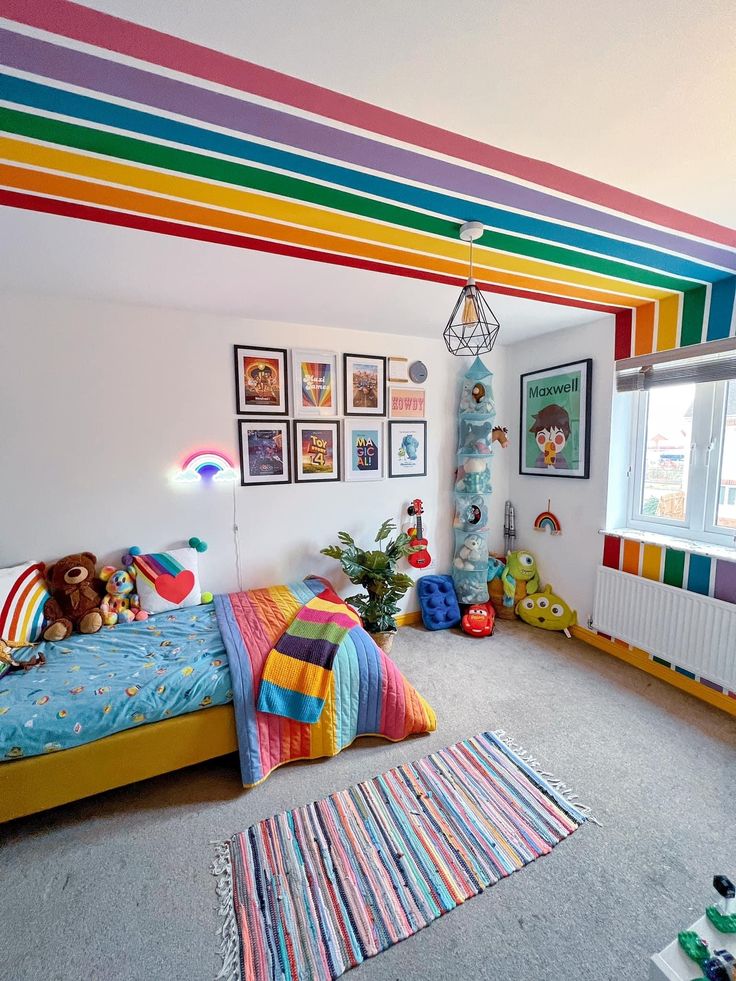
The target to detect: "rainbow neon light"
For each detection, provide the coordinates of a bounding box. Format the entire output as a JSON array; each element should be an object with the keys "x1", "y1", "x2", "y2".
[
  {"x1": 533, "y1": 502, "x2": 562, "y2": 535},
  {"x1": 175, "y1": 450, "x2": 235, "y2": 483}
]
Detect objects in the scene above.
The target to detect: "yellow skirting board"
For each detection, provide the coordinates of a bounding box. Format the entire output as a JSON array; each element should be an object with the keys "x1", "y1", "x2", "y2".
[
  {"x1": 571, "y1": 625, "x2": 736, "y2": 718},
  {"x1": 0, "y1": 704, "x2": 238, "y2": 824}
]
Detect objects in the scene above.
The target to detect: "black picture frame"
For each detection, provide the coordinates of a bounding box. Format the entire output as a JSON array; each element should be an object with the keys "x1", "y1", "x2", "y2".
[
  {"x1": 388, "y1": 420, "x2": 428, "y2": 478},
  {"x1": 292, "y1": 420, "x2": 342, "y2": 483},
  {"x1": 233, "y1": 344, "x2": 289, "y2": 415},
  {"x1": 237, "y1": 419, "x2": 292, "y2": 486},
  {"x1": 342, "y1": 353, "x2": 387, "y2": 416},
  {"x1": 519, "y1": 358, "x2": 593, "y2": 479}
]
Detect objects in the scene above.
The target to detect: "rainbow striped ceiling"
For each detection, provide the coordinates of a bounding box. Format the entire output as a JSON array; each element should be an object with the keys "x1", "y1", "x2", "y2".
[{"x1": 1, "y1": 0, "x2": 735, "y2": 359}]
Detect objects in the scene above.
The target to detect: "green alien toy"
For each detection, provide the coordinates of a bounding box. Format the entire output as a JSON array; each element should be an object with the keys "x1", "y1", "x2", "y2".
[
  {"x1": 501, "y1": 550, "x2": 540, "y2": 607},
  {"x1": 516, "y1": 585, "x2": 577, "y2": 637}
]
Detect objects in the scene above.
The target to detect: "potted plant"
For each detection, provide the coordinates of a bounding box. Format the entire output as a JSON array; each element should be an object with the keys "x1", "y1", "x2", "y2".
[{"x1": 321, "y1": 519, "x2": 417, "y2": 654}]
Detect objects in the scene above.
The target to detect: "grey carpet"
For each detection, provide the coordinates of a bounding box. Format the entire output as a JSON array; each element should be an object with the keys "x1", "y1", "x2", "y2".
[{"x1": 2, "y1": 622, "x2": 735, "y2": 981}]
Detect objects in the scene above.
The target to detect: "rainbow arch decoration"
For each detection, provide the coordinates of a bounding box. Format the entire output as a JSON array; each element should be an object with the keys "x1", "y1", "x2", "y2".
[
  {"x1": 0, "y1": 0, "x2": 735, "y2": 360},
  {"x1": 533, "y1": 502, "x2": 563, "y2": 536},
  {"x1": 174, "y1": 450, "x2": 236, "y2": 484}
]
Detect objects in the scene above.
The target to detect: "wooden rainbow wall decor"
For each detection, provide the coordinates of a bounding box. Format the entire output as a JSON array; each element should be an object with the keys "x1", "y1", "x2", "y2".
[{"x1": 1, "y1": 0, "x2": 735, "y2": 362}]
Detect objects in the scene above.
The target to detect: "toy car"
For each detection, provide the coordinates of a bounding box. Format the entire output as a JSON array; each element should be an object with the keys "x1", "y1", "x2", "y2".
[{"x1": 461, "y1": 602, "x2": 495, "y2": 637}]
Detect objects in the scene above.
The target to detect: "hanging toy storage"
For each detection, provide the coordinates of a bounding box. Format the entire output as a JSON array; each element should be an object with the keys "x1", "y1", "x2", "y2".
[{"x1": 452, "y1": 357, "x2": 496, "y2": 606}]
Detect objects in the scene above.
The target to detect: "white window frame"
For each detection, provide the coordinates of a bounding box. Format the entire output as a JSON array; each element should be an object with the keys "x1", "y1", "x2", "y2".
[{"x1": 627, "y1": 380, "x2": 736, "y2": 549}]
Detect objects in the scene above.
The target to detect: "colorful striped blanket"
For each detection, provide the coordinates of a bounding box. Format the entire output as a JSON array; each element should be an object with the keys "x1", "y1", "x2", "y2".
[
  {"x1": 256, "y1": 579, "x2": 361, "y2": 723},
  {"x1": 214, "y1": 578, "x2": 436, "y2": 786}
]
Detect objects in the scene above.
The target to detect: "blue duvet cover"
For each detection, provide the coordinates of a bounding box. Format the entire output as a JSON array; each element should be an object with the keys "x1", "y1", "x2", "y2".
[{"x1": 0, "y1": 603, "x2": 232, "y2": 761}]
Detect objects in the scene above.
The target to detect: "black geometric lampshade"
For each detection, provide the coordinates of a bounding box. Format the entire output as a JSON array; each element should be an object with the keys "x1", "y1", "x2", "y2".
[{"x1": 443, "y1": 279, "x2": 501, "y2": 356}]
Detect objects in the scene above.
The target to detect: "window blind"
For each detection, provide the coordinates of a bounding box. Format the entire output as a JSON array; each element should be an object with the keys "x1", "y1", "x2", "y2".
[{"x1": 616, "y1": 343, "x2": 736, "y2": 392}]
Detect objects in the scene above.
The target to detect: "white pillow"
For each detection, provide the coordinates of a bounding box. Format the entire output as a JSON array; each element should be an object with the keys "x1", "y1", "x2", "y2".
[{"x1": 130, "y1": 548, "x2": 202, "y2": 614}]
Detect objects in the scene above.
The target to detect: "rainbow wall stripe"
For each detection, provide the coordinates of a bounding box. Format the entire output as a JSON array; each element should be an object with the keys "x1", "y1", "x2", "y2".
[
  {"x1": 601, "y1": 535, "x2": 736, "y2": 699},
  {"x1": 1, "y1": 0, "x2": 735, "y2": 360}
]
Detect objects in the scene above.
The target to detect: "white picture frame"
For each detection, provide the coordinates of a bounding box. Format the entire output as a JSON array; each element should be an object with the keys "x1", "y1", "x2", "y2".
[
  {"x1": 344, "y1": 420, "x2": 385, "y2": 482},
  {"x1": 291, "y1": 348, "x2": 340, "y2": 417},
  {"x1": 388, "y1": 420, "x2": 427, "y2": 478}
]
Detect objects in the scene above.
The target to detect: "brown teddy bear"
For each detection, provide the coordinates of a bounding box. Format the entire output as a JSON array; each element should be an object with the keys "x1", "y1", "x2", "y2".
[{"x1": 43, "y1": 552, "x2": 105, "y2": 642}]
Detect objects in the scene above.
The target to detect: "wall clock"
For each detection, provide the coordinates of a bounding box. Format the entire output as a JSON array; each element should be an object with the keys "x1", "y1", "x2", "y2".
[{"x1": 409, "y1": 360, "x2": 428, "y2": 384}]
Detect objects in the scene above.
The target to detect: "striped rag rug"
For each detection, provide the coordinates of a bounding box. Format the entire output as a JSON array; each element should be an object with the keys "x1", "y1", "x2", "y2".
[
  {"x1": 256, "y1": 582, "x2": 361, "y2": 723},
  {"x1": 212, "y1": 731, "x2": 591, "y2": 980}
]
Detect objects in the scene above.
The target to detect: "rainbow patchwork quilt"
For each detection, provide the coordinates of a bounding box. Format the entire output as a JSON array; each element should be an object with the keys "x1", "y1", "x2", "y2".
[{"x1": 214, "y1": 578, "x2": 436, "y2": 786}]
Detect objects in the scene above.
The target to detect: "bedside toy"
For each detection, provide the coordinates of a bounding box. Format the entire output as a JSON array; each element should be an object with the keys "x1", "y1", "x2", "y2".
[
  {"x1": 454, "y1": 534, "x2": 486, "y2": 571},
  {"x1": 487, "y1": 555, "x2": 505, "y2": 581},
  {"x1": 516, "y1": 585, "x2": 577, "y2": 637},
  {"x1": 416, "y1": 575, "x2": 461, "y2": 631},
  {"x1": 99, "y1": 566, "x2": 149, "y2": 626},
  {"x1": 460, "y1": 420, "x2": 493, "y2": 455},
  {"x1": 457, "y1": 457, "x2": 491, "y2": 495},
  {"x1": 43, "y1": 552, "x2": 105, "y2": 641},
  {"x1": 492, "y1": 426, "x2": 509, "y2": 449},
  {"x1": 501, "y1": 550, "x2": 540, "y2": 608},
  {"x1": 461, "y1": 602, "x2": 495, "y2": 637}
]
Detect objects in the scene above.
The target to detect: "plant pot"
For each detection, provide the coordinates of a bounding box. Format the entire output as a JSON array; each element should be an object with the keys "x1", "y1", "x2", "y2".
[{"x1": 370, "y1": 629, "x2": 397, "y2": 655}]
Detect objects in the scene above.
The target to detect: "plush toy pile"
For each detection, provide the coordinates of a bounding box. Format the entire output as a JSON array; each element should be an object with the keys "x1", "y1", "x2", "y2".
[
  {"x1": 0, "y1": 538, "x2": 213, "y2": 671},
  {"x1": 419, "y1": 546, "x2": 577, "y2": 639}
]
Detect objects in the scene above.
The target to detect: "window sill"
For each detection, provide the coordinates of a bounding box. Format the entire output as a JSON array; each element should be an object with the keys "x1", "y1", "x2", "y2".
[{"x1": 601, "y1": 527, "x2": 736, "y2": 562}]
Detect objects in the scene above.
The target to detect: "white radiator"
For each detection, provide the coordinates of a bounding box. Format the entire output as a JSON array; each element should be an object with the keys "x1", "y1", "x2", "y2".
[{"x1": 592, "y1": 566, "x2": 736, "y2": 691}]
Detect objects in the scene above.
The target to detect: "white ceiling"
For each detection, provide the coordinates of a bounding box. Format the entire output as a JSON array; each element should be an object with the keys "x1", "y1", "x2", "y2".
[
  {"x1": 0, "y1": 208, "x2": 599, "y2": 344},
  {"x1": 2, "y1": 0, "x2": 733, "y2": 339}
]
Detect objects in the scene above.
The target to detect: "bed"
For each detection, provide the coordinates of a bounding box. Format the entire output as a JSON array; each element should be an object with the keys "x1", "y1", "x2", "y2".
[{"x1": 0, "y1": 583, "x2": 435, "y2": 822}]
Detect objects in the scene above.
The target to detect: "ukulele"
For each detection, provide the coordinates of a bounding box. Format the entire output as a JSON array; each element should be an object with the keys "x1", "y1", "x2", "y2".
[{"x1": 407, "y1": 499, "x2": 432, "y2": 569}]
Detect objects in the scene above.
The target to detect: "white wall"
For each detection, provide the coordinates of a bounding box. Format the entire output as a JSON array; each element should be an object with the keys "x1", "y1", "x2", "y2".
[
  {"x1": 501, "y1": 316, "x2": 615, "y2": 622},
  {"x1": 0, "y1": 293, "x2": 510, "y2": 612}
]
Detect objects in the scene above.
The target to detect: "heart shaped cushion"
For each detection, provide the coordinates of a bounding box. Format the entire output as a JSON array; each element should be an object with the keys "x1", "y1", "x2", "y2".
[{"x1": 154, "y1": 570, "x2": 195, "y2": 605}]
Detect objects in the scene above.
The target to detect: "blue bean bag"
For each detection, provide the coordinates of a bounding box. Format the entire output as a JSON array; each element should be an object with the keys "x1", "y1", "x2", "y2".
[{"x1": 417, "y1": 575, "x2": 462, "y2": 630}]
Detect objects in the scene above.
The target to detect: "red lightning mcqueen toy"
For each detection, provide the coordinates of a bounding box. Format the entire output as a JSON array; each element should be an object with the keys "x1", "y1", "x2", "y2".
[{"x1": 461, "y1": 602, "x2": 496, "y2": 637}]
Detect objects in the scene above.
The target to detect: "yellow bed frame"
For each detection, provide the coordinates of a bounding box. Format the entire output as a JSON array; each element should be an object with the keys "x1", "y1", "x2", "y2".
[{"x1": 0, "y1": 704, "x2": 238, "y2": 824}]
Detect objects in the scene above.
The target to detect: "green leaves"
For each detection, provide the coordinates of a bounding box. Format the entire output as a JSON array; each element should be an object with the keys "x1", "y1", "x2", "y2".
[
  {"x1": 321, "y1": 518, "x2": 416, "y2": 633},
  {"x1": 374, "y1": 519, "x2": 393, "y2": 544}
]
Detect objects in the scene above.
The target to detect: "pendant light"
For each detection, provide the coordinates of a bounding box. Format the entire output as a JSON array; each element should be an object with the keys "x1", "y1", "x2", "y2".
[{"x1": 443, "y1": 221, "x2": 501, "y2": 356}]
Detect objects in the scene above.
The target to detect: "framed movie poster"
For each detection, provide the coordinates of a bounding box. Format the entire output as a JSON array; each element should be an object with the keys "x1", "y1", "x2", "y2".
[
  {"x1": 519, "y1": 359, "x2": 592, "y2": 478},
  {"x1": 291, "y1": 349, "x2": 339, "y2": 417},
  {"x1": 344, "y1": 420, "x2": 384, "y2": 482},
  {"x1": 388, "y1": 420, "x2": 427, "y2": 478},
  {"x1": 238, "y1": 420, "x2": 291, "y2": 486},
  {"x1": 234, "y1": 345, "x2": 288, "y2": 415},
  {"x1": 389, "y1": 386, "x2": 426, "y2": 419},
  {"x1": 343, "y1": 354, "x2": 386, "y2": 416},
  {"x1": 293, "y1": 420, "x2": 341, "y2": 483}
]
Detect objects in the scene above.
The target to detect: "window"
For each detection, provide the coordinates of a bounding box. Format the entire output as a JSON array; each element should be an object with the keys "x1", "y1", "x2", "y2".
[{"x1": 628, "y1": 378, "x2": 736, "y2": 548}]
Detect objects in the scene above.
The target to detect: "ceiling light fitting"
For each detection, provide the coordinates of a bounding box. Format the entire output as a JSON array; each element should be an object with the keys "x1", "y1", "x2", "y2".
[{"x1": 443, "y1": 221, "x2": 501, "y2": 357}]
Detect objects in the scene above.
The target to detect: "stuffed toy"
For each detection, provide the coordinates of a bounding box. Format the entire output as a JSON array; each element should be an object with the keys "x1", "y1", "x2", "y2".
[
  {"x1": 99, "y1": 566, "x2": 149, "y2": 626},
  {"x1": 457, "y1": 457, "x2": 491, "y2": 495},
  {"x1": 501, "y1": 550, "x2": 540, "y2": 608},
  {"x1": 460, "y1": 420, "x2": 493, "y2": 455},
  {"x1": 461, "y1": 602, "x2": 495, "y2": 637},
  {"x1": 43, "y1": 552, "x2": 104, "y2": 641},
  {"x1": 492, "y1": 426, "x2": 509, "y2": 448},
  {"x1": 516, "y1": 585, "x2": 577, "y2": 637},
  {"x1": 453, "y1": 533, "x2": 486, "y2": 571}
]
